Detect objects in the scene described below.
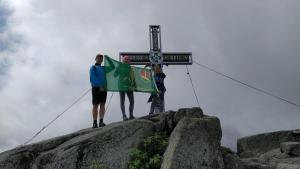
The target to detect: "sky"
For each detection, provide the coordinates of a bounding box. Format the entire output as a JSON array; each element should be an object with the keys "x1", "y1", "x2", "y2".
[{"x1": 0, "y1": 0, "x2": 300, "y2": 152}]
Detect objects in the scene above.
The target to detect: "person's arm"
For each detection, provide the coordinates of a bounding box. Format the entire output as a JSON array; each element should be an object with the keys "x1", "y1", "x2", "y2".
[
  {"x1": 89, "y1": 66, "x2": 95, "y2": 87},
  {"x1": 162, "y1": 72, "x2": 166, "y2": 79},
  {"x1": 101, "y1": 66, "x2": 108, "y2": 91},
  {"x1": 162, "y1": 72, "x2": 166, "y2": 92}
]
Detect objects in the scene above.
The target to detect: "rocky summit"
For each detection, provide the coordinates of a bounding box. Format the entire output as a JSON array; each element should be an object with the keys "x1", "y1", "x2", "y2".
[
  {"x1": 0, "y1": 107, "x2": 299, "y2": 169},
  {"x1": 238, "y1": 129, "x2": 300, "y2": 169}
]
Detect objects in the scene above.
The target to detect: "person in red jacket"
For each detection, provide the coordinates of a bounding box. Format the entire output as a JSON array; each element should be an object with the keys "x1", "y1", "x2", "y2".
[{"x1": 119, "y1": 55, "x2": 135, "y2": 121}]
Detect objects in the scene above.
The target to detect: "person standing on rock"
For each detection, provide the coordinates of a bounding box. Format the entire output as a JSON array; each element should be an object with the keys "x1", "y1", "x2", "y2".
[
  {"x1": 148, "y1": 64, "x2": 166, "y2": 114},
  {"x1": 90, "y1": 54, "x2": 107, "y2": 128},
  {"x1": 118, "y1": 55, "x2": 135, "y2": 121}
]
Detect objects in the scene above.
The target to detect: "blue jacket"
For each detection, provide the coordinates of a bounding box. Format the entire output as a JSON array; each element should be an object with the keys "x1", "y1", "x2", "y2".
[
  {"x1": 154, "y1": 72, "x2": 166, "y2": 92},
  {"x1": 90, "y1": 65, "x2": 106, "y2": 88}
]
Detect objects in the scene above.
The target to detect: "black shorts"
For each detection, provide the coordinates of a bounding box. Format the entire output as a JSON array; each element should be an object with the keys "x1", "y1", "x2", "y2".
[{"x1": 92, "y1": 87, "x2": 107, "y2": 105}]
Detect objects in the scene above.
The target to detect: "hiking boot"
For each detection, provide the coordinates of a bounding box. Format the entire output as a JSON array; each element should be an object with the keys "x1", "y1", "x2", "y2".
[
  {"x1": 99, "y1": 122, "x2": 106, "y2": 127},
  {"x1": 129, "y1": 116, "x2": 135, "y2": 120},
  {"x1": 123, "y1": 116, "x2": 129, "y2": 121},
  {"x1": 92, "y1": 123, "x2": 98, "y2": 129}
]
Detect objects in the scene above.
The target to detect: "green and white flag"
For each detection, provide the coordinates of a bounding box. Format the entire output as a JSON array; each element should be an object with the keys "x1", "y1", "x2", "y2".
[{"x1": 104, "y1": 56, "x2": 158, "y2": 94}]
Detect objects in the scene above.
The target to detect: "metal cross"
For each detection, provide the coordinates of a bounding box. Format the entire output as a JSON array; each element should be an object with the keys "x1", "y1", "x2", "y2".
[{"x1": 119, "y1": 25, "x2": 193, "y2": 66}]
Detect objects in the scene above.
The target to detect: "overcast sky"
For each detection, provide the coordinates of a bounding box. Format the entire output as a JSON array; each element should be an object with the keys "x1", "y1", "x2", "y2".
[{"x1": 0, "y1": 0, "x2": 300, "y2": 152}]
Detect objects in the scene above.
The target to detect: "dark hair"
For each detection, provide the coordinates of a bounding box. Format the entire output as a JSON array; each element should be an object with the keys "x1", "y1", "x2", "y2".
[
  {"x1": 95, "y1": 54, "x2": 103, "y2": 60},
  {"x1": 153, "y1": 64, "x2": 162, "y2": 68}
]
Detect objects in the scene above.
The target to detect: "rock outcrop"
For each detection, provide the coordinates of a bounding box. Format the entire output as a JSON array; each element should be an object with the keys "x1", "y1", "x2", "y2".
[
  {"x1": 0, "y1": 119, "x2": 155, "y2": 169},
  {"x1": 221, "y1": 147, "x2": 244, "y2": 169},
  {"x1": 237, "y1": 130, "x2": 300, "y2": 158},
  {"x1": 161, "y1": 117, "x2": 224, "y2": 169},
  {"x1": 281, "y1": 142, "x2": 300, "y2": 157},
  {"x1": 2, "y1": 107, "x2": 218, "y2": 169},
  {"x1": 1, "y1": 107, "x2": 299, "y2": 169},
  {"x1": 238, "y1": 129, "x2": 300, "y2": 169}
]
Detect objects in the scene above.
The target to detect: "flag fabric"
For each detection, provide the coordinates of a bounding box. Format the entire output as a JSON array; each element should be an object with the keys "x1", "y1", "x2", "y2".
[{"x1": 104, "y1": 56, "x2": 158, "y2": 94}]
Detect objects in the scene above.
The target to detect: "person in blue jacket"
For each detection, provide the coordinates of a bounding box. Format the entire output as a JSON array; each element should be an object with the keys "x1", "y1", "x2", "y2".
[{"x1": 90, "y1": 54, "x2": 107, "y2": 128}]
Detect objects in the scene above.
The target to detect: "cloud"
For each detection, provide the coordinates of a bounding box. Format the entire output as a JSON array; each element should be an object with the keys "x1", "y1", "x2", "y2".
[
  {"x1": 0, "y1": 1, "x2": 22, "y2": 52},
  {"x1": 1, "y1": 0, "x2": 300, "y2": 152},
  {"x1": 0, "y1": 2, "x2": 11, "y2": 33},
  {"x1": 0, "y1": 2, "x2": 10, "y2": 53}
]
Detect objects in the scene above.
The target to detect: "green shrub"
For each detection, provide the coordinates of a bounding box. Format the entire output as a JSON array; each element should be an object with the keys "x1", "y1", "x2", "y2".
[
  {"x1": 149, "y1": 154, "x2": 162, "y2": 168},
  {"x1": 128, "y1": 132, "x2": 168, "y2": 169},
  {"x1": 91, "y1": 161, "x2": 105, "y2": 169}
]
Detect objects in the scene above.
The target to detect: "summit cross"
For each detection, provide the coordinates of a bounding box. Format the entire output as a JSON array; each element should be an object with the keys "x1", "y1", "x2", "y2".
[{"x1": 119, "y1": 25, "x2": 193, "y2": 66}]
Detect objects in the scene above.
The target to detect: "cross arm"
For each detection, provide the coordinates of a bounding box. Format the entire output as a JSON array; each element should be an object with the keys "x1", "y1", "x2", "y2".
[{"x1": 119, "y1": 52, "x2": 193, "y2": 65}]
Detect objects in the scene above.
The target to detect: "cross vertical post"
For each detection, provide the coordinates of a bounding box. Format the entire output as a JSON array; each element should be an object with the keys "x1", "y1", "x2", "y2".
[{"x1": 149, "y1": 25, "x2": 163, "y2": 66}]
